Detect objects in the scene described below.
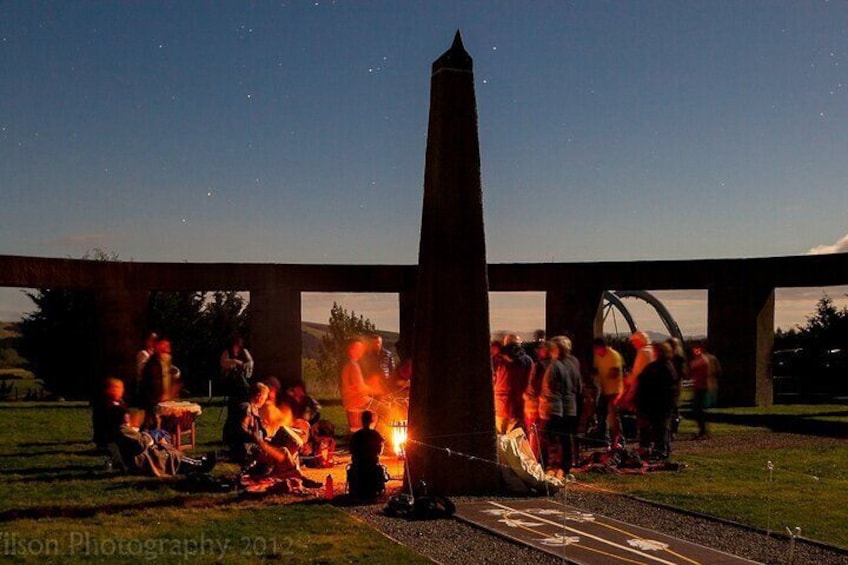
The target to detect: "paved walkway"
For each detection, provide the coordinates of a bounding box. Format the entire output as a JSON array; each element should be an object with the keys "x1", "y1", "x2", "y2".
[{"x1": 455, "y1": 499, "x2": 761, "y2": 565}]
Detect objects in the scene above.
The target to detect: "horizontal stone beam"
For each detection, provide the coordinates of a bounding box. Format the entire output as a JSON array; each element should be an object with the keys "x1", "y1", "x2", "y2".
[{"x1": 2, "y1": 253, "x2": 846, "y2": 293}]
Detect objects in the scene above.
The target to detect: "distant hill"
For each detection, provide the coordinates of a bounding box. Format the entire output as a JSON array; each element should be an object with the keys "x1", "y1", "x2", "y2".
[
  {"x1": 300, "y1": 321, "x2": 399, "y2": 359},
  {"x1": 0, "y1": 321, "x2": 21, "y2": 340}
]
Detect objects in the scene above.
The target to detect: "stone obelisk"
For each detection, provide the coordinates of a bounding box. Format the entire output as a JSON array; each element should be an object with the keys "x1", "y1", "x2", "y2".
[{"x1": 407, "y1": 32, "x2": 500, "y2": 495}]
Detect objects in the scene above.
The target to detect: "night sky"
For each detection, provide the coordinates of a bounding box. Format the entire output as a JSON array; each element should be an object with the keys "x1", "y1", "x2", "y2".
[{"x1": 2, "y1": 2, "x2": 847, "y2": 331}]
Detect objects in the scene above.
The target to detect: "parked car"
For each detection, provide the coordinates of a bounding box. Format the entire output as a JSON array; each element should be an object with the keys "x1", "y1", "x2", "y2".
[{"x1": 772, "y1": 347, "x2": 847, "y2": 396}]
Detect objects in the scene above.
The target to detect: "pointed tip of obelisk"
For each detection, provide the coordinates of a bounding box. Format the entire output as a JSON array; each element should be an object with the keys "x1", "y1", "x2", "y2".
[
  {"x1": 433, "y1": 30, "x2": 473, "y2": 73},
  {"x1": 452, "y1": 29, "x2": 464, "y2": 50}
]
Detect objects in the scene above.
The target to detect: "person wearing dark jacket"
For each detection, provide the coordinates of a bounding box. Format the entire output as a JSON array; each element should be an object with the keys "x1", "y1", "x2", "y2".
[
  {"x1": 347, "y1": 411, "x2": 388, "y2": 497},
  {"x1": 635, "y1": 342, "x2": 678, "y2": 459},
  {"x1": 557, "y1": 336, "x2": 583, "y2": 471}
]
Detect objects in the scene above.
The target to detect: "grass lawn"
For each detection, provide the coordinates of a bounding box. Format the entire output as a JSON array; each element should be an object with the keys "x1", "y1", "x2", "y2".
[
  {"x1": 0, "y1": 371, "x2": 43, "y2": 401},
  {"x1": 0, "y1": 400, "x2": 428, "y2": 564},
  {"x1": 2, "y1": 399, "x2": 847, "y2": 561},
  {"x1": 577, "y1": 407, "x2": 848, "y2": 548}
]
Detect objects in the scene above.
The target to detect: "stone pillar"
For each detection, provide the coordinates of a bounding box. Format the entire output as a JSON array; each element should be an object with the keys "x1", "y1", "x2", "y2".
[
  {"x1": 398, "y1": 289, "x2": 416, "y2": 361},
  {"x1": 408, "y1": 32, "x2": 500, "y2": 495},
  {"x1": 545, "y1": 286, "x2": 604, "y2": 374},
  {"x1": 708, "y1": 285, "x2": 774, "y2": 407},
  {"x1": 249, "y1": 287, "x2": 302, "y2": 387},
  {"x1": 94, "y1": 288, "x2": 148, "y2": 394}
]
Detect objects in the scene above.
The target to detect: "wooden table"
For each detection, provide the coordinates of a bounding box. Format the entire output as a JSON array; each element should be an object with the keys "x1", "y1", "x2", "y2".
[{"x1": 155, "y1": 401, "x2": 202, "y2": 450}]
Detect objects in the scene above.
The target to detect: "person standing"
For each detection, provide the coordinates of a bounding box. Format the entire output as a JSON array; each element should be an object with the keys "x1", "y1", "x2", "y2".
[
  {"x1": 619, "y1": 330, "x2": 655, "y2": 439},
  {"x1": 220, "y1": 336, "x2": 254, "y2": 396},
  {"x1": 361, "y1": 334, "x2": 397, "y2": 398},
  {"x1": 689, "y1": 346, "x2": 720, "y2": 439},
  {"x1": 341, "y1": 337, "x2": 391, "y2": 433},
  {"x1": 667, "y1": 337, "x2": 688, "y2": 435},
  {"x1": 538, "y1": 340, "x2": 564, "y2": 474},
  {"x1": 139, "y1": 338, "x2": 180, "y2": 428},
  {"x1": 557, "y1": 336, "x2": 583, "y2": 470},
  {"x1": 593, "y1": 337, "x2": 625, "y2": 449},
  {"x1": 134, "y1": 332, "x2": 158, "y2": 403},
  {"x1": 635, "y1": 342, "x2": 678, "y2": 459},
  {"x1": 220, "y1": 336, "x2": 254, "y2": 442},
  {"x1": 493, "y1": 334, "x2": 533, "y2": 434},
  {"x1": 523, "y1": 341, "x2": 550, "y2": 456}
]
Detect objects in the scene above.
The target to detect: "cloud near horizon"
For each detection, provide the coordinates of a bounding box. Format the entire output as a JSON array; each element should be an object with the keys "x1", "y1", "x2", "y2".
[
  {"x1": 42, "y1": 232, "x2": 115, "y2": 249},
  {"x1": 808, "y1": 233, "x2": 848, "y2": 255}
]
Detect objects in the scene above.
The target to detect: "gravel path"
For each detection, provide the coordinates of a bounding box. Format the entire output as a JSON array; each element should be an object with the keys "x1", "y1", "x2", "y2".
[
  {"x1": 339, "y1": 431, "x2": 848, "y2": 565},
  {"x1": 343, "y1": 489, "x2": 847, "y2": 565}
]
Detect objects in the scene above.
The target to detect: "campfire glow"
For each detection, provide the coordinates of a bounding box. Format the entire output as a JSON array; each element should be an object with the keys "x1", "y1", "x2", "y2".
[{"x1": 391, "y1": 420, "x2": 408, "y2": 458}]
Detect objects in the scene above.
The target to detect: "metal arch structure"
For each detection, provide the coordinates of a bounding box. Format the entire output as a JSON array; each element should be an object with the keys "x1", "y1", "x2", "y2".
[{"x1": 602, "y1": 290, "x2": 684, "y2": 342}]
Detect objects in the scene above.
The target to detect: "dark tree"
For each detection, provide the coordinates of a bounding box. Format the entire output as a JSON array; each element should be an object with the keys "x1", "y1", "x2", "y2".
[
  {"x1": 148, "y1": 290, "x2": 249, "y2": 395},
  {"x1": 317, "y1": 302, "x2": 375, "y2": 383},
  {"x1": 18, "y1": 288, "x2": 98, "y2": 399},
  {"x1": 18, "y1": 247, "x2": 249, "y2": 399}
]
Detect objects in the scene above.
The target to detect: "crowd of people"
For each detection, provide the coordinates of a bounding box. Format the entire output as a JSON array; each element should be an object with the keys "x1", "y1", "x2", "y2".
[
  {"x1": 492, "y1": 330, "x2": 721, "y2": 477},
  {"x1": 89, "y1": 325, "x2": 721, "y2": 496},
  {"x1": 215, "y1": 338, "x2": 335, "y2": 490},
  {"x1": 91, "y1": 332, "x2": 335, "y2": 492}
]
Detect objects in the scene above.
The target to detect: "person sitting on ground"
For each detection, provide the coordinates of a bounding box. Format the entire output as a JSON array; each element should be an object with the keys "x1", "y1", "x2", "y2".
[
  {"x1": 258, "y1": 376, "x2": 286, "y2": 438},
  {"x1": 224, "y1": 381, "x2": 270, "y2": 465},
  {"x1": 347, "y1": 410, "x2": 389, "y2": 497},
  {"x1": 303, "y1": 419, "x2": 336, "y2": 468},
  {"x1": 114, "y1": 409, "x2": 215, "y2": 477},
  {"x1": 281, "y1": 380, "x2": 322, "y2": 426},
  {"x1": 92, "y1": 377, "x2": 129, "y2": 448},
  {"x1": 227, "y1": 382, "x2": 320, "y2": 487}
]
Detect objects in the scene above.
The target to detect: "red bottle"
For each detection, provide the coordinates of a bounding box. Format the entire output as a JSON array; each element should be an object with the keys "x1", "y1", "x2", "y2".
[{"x1": 324, "y1": 474, "x2": 334, "y2": 500}]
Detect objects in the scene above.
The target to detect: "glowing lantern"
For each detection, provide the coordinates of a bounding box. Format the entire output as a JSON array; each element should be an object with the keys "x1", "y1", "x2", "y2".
[{"x1": 391, "y1": 419, "x2": 408, "y2": 458}]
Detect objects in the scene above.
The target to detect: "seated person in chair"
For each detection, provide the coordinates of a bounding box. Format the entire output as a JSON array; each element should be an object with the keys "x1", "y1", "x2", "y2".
[
  {"x1": 347, "y1": 410, "x2": 389, "y2": 497},
  {"x1": 114, "y1": 409, "x2": 215, "y2": 477}
]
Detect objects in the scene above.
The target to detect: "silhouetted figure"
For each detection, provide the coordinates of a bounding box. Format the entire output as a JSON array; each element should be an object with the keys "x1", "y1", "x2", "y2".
[
  {"x1": 635, "y1": 342, "x2": 678, "y2": 459},
  {"x1": 347, "y1": 411, "x2": 388, "y2": 498}
]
